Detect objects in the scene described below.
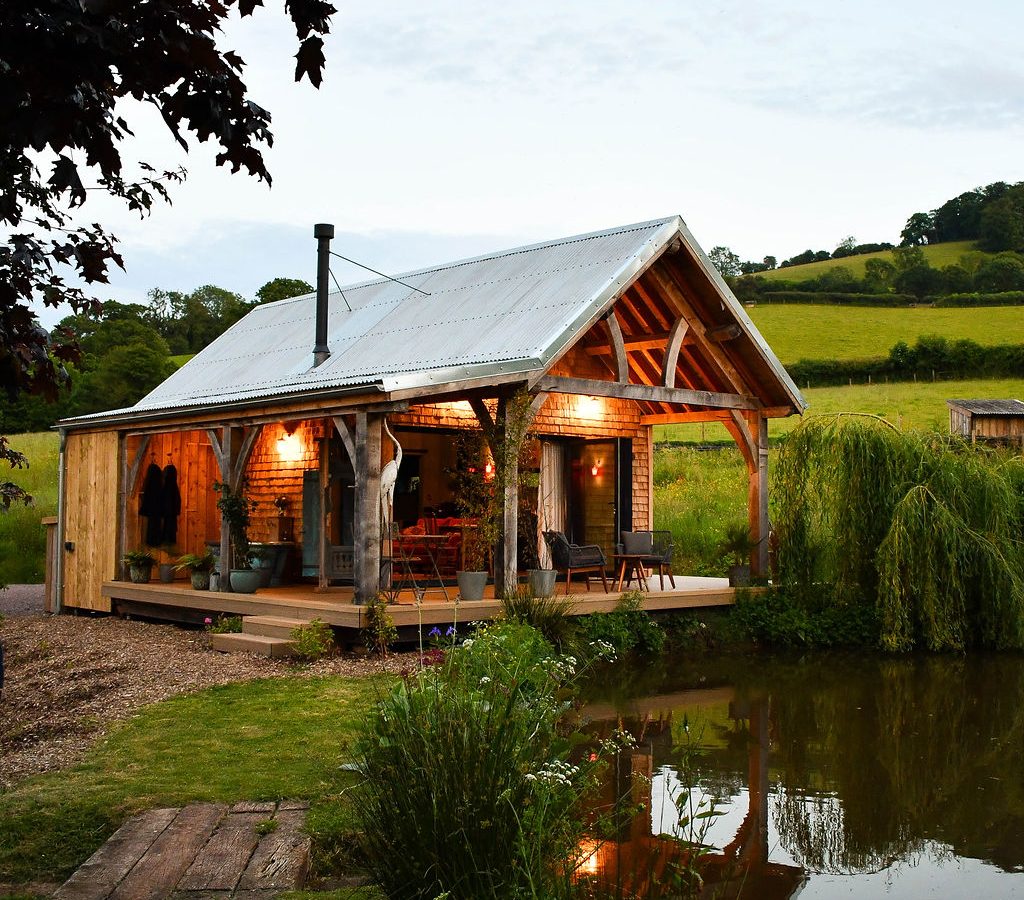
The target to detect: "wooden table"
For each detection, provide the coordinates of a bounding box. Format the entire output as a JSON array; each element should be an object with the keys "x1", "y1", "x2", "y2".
[{"x1": 613, "y1": 553, "x2": 661, "y2": 592}]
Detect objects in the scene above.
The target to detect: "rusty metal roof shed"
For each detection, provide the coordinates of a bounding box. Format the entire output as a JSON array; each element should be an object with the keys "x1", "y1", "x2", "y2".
[
  {"x1": 62, "y1": 216, "x2": 805, "y2": 425},
  {"x1": 946, "y1": 399, "x2": 1024, "y2": 416}
]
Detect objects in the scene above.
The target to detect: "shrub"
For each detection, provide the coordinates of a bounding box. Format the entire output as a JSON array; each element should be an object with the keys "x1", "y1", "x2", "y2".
[
  {"x1": 362, "y1": 595, "x2": 397, "y2": 657},
  {"x1": 349, "y1": 622, "x2": 609, "y2": 899},
  {"x1": 726, "y1": 589, "x2": 880, "y2": 648},
  {"x1": 580, "y1": 591, "x2": 665, "y2": 656},
  {"x1": 290, "y1": 618, "x2": 335, "y2": 660},
  {"x1": 205, "y1": 615, "x2": 242, "y2": 634},
  {"x1": 500, "y1": 590, "x2": 579, "y2": 652}
]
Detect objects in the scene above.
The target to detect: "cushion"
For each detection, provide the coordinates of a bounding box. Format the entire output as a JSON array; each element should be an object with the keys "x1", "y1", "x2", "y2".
[{"x1": 621, "y1": 531, "x2": 653, "y2": 555}]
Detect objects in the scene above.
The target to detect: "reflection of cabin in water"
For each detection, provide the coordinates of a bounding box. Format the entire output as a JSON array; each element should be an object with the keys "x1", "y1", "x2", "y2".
[
  {"x1": 579, "y1": 690, "x2": 804, "y2": 899},
  {"x1": 947, "y1": 399, "x2": 1024, "y2": 445}
]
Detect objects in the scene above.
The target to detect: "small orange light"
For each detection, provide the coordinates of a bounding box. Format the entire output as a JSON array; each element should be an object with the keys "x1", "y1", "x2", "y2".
[
  {"x1": 591, "y1": 463, "x2": 600, "y2": 477},
  {"x1": 484, "y1": 461, "x2": 494, "y2": 479},
  {"x1": 276, "y1": 432, "x2": 303, "y2": 461}
]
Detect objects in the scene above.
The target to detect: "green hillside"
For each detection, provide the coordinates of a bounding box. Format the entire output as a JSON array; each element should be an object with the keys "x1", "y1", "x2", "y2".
[
  {"x1": 757, "y1": 240, "x2": 980, "y2": 281},
  {"x1": 747, "y1": 304, "x2": 1024, "y2": 363},
  {"x1": 654, "y1": 377, "x2": 1024, "y2": 445}
]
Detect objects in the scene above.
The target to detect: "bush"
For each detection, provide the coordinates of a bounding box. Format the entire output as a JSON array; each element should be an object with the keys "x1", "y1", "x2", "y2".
[
  {"x1": 756, "y1": 291, "x2": 917, "y2": 306},
  {"x1": 362, "y1": 595, "x2": 397, "y2": 657},
  {"x1": 579, "y1": 591, "x2": 665, "y2": 656},
  {"x1": 349, "y1": 622, "x2": 606, "y2": 899},
  {"x1": 934, "y1": 290, "x2": 1024, "y2": 307},
  {"x1": 500, "y1": 590, "x2": 579, "y2": 652},
  {"x1": 726, "y1": 589, "x2": 879, "y2": 648},
  {"x1": 290, "y1": 618, "x2": 335, "y2": 660}
]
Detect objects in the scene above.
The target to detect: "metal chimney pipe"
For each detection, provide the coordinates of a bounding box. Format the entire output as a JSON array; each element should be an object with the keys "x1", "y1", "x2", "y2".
[{"x1": 313, "y1": 222, "x2": 334, "y2": 367}]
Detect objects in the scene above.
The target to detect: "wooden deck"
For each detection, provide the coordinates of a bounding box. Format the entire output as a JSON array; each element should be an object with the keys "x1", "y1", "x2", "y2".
[{"x1": 101, "y1": 576, "x2": 740, "y2": 632}]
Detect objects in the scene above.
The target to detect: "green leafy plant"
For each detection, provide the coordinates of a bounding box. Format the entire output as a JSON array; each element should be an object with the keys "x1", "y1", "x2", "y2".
[
  {"x1": 173, "y1": 549, "x2": 216, "y2": 574},
  {"x1": 580, "y1": 591, "x2": 666, "y2": 656},
  {"x1": 349, "y1": 621, "x2": 614, "y2": 900},
  {"x1": 214, "y1": 480, "x2": 255, "y2": 569},
  {"x1": 717, "y1": 521, "x2": 757, "y2": 567},
  {"x1": 205, "y1": 614, "x2": 242, "y2": 634},
  {"x1": 362, "y1": 595, "x2": 397, "y2": 658},
  {"x1": 290, "y1": 618, "x2": 335, "y2": 661},
  {"x1": 122, "y1": 549, "x2": 156, "y2": 567},
  {"x1": 500, "y1": 589, "x2": 579, "y2": 652}
]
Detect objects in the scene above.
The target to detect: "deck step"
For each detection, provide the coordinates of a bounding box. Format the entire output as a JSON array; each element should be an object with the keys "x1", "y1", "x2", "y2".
[
  {"x1": 242, "y1": 614, "x2": 314, "y2": 639},
  {"x1": 210, "y1": 632, "x2": 296, "y2": 657}
]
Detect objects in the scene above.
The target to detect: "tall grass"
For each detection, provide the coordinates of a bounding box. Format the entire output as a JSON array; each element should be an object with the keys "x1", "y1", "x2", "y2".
[
  {"x1": 349, "y1": 622, "x2": 604, "y2": 899},
  {"x1": 0, "y1": 432, "x2": 59, "y2": 584},
  {"x1": 652, "y1": 447, "x2": 747, "y2": 575}
]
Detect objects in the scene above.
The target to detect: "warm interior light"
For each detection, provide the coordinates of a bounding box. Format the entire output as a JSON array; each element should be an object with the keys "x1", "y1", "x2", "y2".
[
  {"x1": 576, "y1": 839, "x2": 602, "y2": 876},
  {"x1": 276, "y1": 431, "x2": 303, "y2": 462},
  {"x1": 484, "y1": 460, "x2": 495, "y2": 480},
  {"x1": 591, "y1": 460, "x2": 601, "y2": 477},
  {"x1": 578, "y1": 395, "x2": 603, "y2": 420}
]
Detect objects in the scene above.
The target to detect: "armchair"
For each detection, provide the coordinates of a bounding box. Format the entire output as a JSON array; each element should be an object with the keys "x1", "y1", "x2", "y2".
[{"x1": 543, "y1": 530, "x2": 610, "y2": 594}]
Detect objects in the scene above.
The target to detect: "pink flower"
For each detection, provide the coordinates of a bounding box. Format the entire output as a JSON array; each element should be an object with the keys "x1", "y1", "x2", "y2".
[{"x1": 204, "y1": 617, "x2": 213, "y2": 625}]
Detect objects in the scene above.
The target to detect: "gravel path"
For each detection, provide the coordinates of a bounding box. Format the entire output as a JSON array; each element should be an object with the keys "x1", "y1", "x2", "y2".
[
  {"x1": 0, "y1": 583, "x2": 45, "y2": 617},
  {"x1": 0, "y1": 613, "x2": 418, "y2": 788}
]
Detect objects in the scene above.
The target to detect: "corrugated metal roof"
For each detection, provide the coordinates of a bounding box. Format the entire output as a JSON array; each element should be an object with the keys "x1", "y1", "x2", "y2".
[
  {"x1": 947, "y1": 399, "x2": 1024, "y2": 416},
  {"x1": 62, "y1": 215, "x2": 806, "y2": 425}
]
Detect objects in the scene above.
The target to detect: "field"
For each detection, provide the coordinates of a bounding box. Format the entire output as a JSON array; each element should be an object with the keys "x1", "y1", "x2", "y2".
[
  {"x1": 756, "y1": 240, "x2": 979, "y2": 282},
  {"x1": 0, "y1": 432, "x2": 59, "y2": 584},
  {"x1": 747, "y1": 304, "x2": 1024, "y2": 363}
]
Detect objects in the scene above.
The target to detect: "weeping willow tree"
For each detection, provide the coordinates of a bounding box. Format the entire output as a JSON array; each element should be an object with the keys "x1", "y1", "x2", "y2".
[{"x1": 774, "y1": 417, "x2": 1024, "y2": 651}]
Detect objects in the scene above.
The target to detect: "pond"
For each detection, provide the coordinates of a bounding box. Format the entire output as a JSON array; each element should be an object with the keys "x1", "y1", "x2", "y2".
[{"x1": 578, "y1": 651, "x2": 1024, "y2": 899}]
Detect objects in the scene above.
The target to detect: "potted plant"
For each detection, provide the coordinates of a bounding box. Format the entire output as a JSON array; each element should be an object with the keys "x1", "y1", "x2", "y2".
[
  {"x1": 214, "y1": 481, "x2": 261, "y2": 594},
  {"x1": 174, "y1": 549, "x2": 217, "y2": 590},
  {"x1": 157, "y1": 542, "x2": 179, "y2": 583},
  {"x1": 719, "y1": 522, "x2": 758, "y2": 587},
  {"x1": 123, "y1": 549, "x2": 157, "y2": 584}
]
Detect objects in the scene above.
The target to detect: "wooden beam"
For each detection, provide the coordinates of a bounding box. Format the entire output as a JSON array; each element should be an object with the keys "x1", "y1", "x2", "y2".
[
  {"x1": 642, "y1": 406, "x2": 794, "y2": 426},
  {"x1": 534, "y1": 375, "x2": 758, "y2": 411},
  {"x1": 468, "y1": 397, "x2": 496, "y2": 441},
  {"x1": 331, "y1": 416, "x2": 357, "y2": 469},
  {"x1": 662, "y1": 317, "x2": 689, "y2": 389},
  {"x1": 751, "y1": 414, "x2": 769, "y2": 576},
  {"x1": 498, "y1": 397, "x2": 519, "y2": 597},
  {"x1": 229, "y1": 425, "x2": 262, "y2": 492},
  {"x1": 216, "y1": 427, "x2": 232, "y2": 590},
  {"x1": 603, "y1": 311, "x2": 629, "y2": 383},
  {"x1": 708, "y1": 323, "x2": 742, "y2": 342}
]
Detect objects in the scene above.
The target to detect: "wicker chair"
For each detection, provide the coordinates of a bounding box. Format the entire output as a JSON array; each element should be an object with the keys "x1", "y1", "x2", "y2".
[{"x1": 543, "y1": 530, "x2": 610, "y2": 594}]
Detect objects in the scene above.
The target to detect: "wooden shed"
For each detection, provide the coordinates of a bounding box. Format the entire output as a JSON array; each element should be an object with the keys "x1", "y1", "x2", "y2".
[
  {"x1": 947, "y1": 399, "x2": 1024, "y2": 445},
  {"x1": 52, "y1": 216, "x2": 805, "y2": 631}
]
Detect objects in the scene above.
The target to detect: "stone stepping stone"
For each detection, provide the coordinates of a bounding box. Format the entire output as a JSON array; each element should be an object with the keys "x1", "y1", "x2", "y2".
[{"x1": 54, "y1": 801, "x2": 310, "y2": 899}]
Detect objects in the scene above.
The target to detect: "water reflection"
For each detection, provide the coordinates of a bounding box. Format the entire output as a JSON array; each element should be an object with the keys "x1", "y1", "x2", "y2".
[{"x1": 578, "y1": 652, "x2": 1024, "y2": 898}]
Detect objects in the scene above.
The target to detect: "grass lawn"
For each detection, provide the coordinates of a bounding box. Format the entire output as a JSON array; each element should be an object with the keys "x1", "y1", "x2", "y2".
[
  {"x1": 655, "y1": 377, "x2": 1024, "y2": 445},
  {"x1": 0, "y1": 676, "x2": 384, "y2": 885},
  {"x1": 0, "y1": 432, "x2": 60, "y2": 584},
  {"x1": 746, "y1": 304, "x2": 1024, "y2": 363},
  {"x1": 756, "y1": 240, "x2": 979, "y2": 282}
]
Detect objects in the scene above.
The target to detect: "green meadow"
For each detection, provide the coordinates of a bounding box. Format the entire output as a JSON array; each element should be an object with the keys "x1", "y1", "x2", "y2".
[
  {"x1": 0, "y1": 432, "x2": 59, "y2": 584},
  {"x1": 747, "y1": 304, "x2": 1024, "y2": 363},
  {"x1": 756, "y1": 240, "x2": 979, "y2": 281}
]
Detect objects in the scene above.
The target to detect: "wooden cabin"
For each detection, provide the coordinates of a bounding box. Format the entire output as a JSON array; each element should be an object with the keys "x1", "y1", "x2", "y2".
[
  {"x1": 52, "y1": 216, "x2": 805, "y2": 630},
  {"x1": 947, "y1": 399, "x2": 1024, "y2": 445}
]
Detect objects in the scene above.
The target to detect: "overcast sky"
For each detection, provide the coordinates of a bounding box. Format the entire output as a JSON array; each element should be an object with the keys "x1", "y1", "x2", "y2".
[{"x1": 59, "y1": 0, "x2": 1024, "y2": 321}]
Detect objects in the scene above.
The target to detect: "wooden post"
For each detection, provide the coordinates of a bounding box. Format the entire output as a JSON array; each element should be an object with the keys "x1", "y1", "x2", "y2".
[
  {"x1": 317, "y1": 433, "x2": 330, "y2": 591},
  {"x1": 498, "y1": 397, "x2": 519, "y2": 597},
  {"x1": 217, "y1": 427, "x2": 233, "y2": 591},
  {"x1": 747, "y1": 414, "x2": 769, "y2": 577},
  {"x1": 354, "y1": 412, "x2": 383, "y2": 603}
]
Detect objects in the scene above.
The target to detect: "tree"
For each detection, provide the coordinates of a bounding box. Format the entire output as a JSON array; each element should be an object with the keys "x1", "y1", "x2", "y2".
[
  {"x1": 0, "y1": 0, "x2": 337, "y2": 505},
  {"x1": 900, "y1": 212, "x2": 935, "y2": 246},
  {"x1": 763, "y1": 255, "x2": 777, "y2": 270},
  {"x1": 975, "y1": 253, "x2": 1024, "y2": 292},
  {"x1": 979, "y1": 186, "x2": 1024, "y2": 253},
  {"x1": 256, "y1": 277, "x2": 315, "y2": 305},
  {"x1": 708, "y1": 246, "x2": 742, "y2": 277},
  {"x1": 864, "y1": 258, "x2": 896, "y2": 292}
]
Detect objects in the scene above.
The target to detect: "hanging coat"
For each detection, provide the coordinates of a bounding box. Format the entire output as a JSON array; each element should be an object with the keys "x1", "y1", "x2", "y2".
[
  {"x1": 139, "y1": 463, "x2": 164, "y2": 546},
  {"x1": 161, "y1": 464, "x2": 182, "y2": 545}
]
